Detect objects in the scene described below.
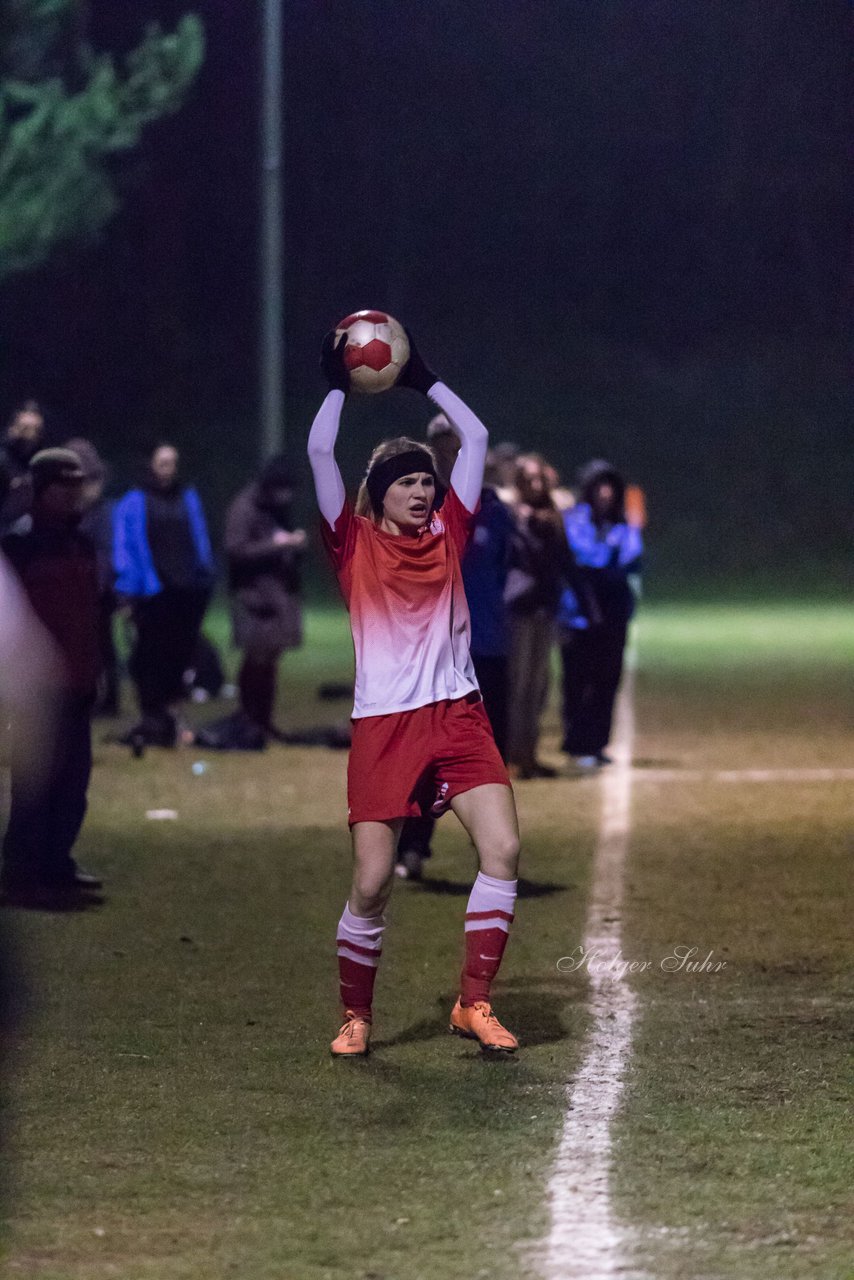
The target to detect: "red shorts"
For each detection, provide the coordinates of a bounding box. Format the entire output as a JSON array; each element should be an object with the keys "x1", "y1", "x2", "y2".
[{"x1": 347, "y1": 692, "x2": 511, "y2": 826}]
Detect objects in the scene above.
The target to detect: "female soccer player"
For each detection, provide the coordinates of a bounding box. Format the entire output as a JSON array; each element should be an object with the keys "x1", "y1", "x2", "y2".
[{"x1": 308, "y1": 332, "x2": 521, "y2": 1056}]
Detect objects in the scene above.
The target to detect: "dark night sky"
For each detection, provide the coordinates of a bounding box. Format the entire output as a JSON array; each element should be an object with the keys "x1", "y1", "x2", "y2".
[{"x1": 1, "y1": 1, "x2": 850, "y2": 585}]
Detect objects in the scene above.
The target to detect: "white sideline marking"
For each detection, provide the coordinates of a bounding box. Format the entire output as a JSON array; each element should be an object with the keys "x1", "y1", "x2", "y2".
[
  {"x1": 535, "y1": 694, "x2": 850, "y2": 1276},
  {"x1": 631, "y1": 767, "x2": 854, "y2": 784},
  {"x1": 541, "y1": 660, "x2": 644, "y2": 1280}
]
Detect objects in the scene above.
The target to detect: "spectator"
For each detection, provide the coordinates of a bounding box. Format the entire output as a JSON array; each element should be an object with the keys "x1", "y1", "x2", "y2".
[
  {"x1": 394, "y1": 414, "x2": 460, "y2": 879},
  {"x1": 113, "y1": 443, "x2": 214, "y2": 746},
  {"x1": 0, "y1": 399, "x2": 46, "y2": 535},
  {"x1": 558, "y1": 459, "x2": 643, "y2": 769},
  {"x1": 543, "y1": 461, "x2": 576, "y2": 513},
  {"x1": 504, "y1": 453, "x2": 579, "y2": 780},
  {"x1": 492, "y1": 440, "x2": 521, "y2": 505},
  {"x1": 0, "y1": 449, "x2": 103, "y2": 908},
  {"x1": 461, "y1": 450, "x2": 515, "y2": 759},
  {"x1": 224, "y1": 455, "x2": 306, "y2": 741},
  {"x1": 395, "y1": 439, "x2": 515, "y2": 882},
  {"x1": 424, "y1": 412, "x2": 460, "y2": 487},
  {"x1": 65, "y1": 438, "x2": 119, "y2": 716}
]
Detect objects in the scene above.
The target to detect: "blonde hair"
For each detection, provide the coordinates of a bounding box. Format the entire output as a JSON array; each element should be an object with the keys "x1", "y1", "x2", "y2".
[{"x1": 355, "y1": 436, "x2": 438, "y2": 519}]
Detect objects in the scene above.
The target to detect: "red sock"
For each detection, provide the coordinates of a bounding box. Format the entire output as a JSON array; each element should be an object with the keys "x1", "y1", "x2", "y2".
[
  {"x1": 336, "y1": 904, "x2": 385, "y2": 1019},
  {"x1": 461, "y1": 872, "x2": 517, "y2": 1006}
]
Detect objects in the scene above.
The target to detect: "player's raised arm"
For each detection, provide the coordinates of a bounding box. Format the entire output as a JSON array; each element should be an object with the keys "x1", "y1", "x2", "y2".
[
  {"x1": 397, "y1": 334, "x2": 488, "y2": 514},
  {"x1": 307, "y1": 333, "x2": 349, "y2": 527},
  {"x1": 429, "y1": 382, "x2": 488, "y2": 513}
]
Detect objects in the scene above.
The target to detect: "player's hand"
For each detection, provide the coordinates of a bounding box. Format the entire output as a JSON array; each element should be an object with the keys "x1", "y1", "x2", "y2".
[
  {"x1": 320, "y1": 331, "x2": 350, "y2": 393},
  {"x1": 398, "y1": 329, "x2": 438, "y2": 395}
]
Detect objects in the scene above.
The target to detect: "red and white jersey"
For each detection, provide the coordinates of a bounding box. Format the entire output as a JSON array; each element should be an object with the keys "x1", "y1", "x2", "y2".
[{"x1": 322, "y1": 488, "x2": 480, "y2": 718}]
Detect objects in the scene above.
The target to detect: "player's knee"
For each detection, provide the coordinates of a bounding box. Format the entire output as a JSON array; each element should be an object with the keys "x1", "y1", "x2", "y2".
[
  {"x1": 482, "y1": 830, "x2": 520, "y2": 878},
  {"x1": 351, "y1": 876, "x2": 392, "y2": 917}
]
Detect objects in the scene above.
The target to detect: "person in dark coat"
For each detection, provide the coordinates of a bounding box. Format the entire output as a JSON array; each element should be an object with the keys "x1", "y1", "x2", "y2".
[
  {"x1": 0, "y1": 399, "x2": 46, "y2": 536},
  {"x1": 558, "y1": 459, "x2": 643, "y2": 768},
  {"x1": 504, "y1": 454, "x2": 581, "y2": 779},
  {"x1": 224, "y1": 456, "x2": 306, "y2": 740},
  {"x1": 1, "y1": 449, "x2": 104, "y2": 907},
  {"x1": 65, "y1": 438, "x2": 119, "y2": 716},
  {"x1": 113, "y1": 443, "x2": 214, "y2": 745}
]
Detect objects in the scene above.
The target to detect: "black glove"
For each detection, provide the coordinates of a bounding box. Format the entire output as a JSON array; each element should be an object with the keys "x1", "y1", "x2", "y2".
[
  {"x1": 320, "y1": 331, "x2": 350, "y2": 393},
  {"x1": 398, "y1": 329, "x2": 439, "y2": 395}
]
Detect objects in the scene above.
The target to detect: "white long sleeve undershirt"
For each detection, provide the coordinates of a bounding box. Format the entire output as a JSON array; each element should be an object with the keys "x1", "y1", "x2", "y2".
[
  {"x1": 306, "y1": 390, "x2": 347, "y2": 527},
  {"x1": 307, "y1": 381, "x2": 488, "y2": 527}
]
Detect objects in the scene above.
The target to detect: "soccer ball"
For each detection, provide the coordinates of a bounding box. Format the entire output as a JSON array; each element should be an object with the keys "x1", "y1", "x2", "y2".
[{"x1": 334, "y1": 310, "x2": 410, "y2": 394}]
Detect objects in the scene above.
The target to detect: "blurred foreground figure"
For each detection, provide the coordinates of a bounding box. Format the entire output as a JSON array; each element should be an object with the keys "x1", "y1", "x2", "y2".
[
  {"x1": 558, "y1": 460, "x2": 643, "y2": 768},
  {"x1": 224, "y1": 456, "x2": 306, "y2": 743},
  {"x1": 1, "y1": 450, "x2": 104, "y2": 908},
  {"x1": 0, "y1": 399, "x2": 46, "y2": 535},
  {"x1": 113, "y1": 444, "x2": 214, "y2": 746},
  {"x1": 0, "y1": 550, "x2": 57, "y2": 772}
]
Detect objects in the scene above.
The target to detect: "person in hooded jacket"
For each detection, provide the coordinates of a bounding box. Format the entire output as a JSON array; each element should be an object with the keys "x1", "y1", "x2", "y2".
[
  {"x1": 113, "y1": 443, "x2": 214, "y2": 745},
  {"x1": 558, "y1": 459, "x2": 643, "y2": 768},
  {"x1": 224, "y1": 456, "x2": 306, "y2": 741}
]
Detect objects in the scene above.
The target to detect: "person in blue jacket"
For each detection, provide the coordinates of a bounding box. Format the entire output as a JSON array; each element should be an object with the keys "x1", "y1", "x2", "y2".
[
  {"x1": 113, "y1": 443, "x2": 214, "y2": 745},
  {"x1": 395, "y1": 428, "x2": 515, "y2": 881},
  {"x1": 558, "y1": 459, "x2": 643, "y2": 769}
]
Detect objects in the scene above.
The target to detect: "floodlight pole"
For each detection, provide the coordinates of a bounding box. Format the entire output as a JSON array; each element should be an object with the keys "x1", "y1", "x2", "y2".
[{"x1": 259, "y1": 0, "x2": 284, "y2": 459}]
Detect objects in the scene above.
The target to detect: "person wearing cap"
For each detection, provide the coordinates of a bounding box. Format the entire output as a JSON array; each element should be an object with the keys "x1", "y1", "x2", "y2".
[
  {"x1": 558, "y1": 459, "x2": 644, "y2": 769},
  {"x1": 309, "y1": 329, "x2": 521, "y2": 1058},
  {"x1": 224, "y1": 456, "x2": 307, "y2": 741},
  {"x1": 0, "y1": 449, "x2": 104, "y2": 907}
]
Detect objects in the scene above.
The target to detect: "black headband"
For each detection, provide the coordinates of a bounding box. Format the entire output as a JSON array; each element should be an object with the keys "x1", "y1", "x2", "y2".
[{"x1": 365, "y1": 449, "x2": 441, "y2": 515}]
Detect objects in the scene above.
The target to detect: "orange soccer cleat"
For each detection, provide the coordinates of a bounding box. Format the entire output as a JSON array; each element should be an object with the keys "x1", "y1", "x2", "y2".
[
  {"x1": 330, "y1": 1011, "x2": 371, "y2": 1057},
  {"x1": 449, "y1": 998, "x2": 519, "y2": 1052}
]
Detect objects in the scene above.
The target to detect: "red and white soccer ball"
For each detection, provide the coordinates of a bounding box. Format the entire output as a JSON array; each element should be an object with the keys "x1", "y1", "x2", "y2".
[{"x1": 334, "y1": 310, "x2": 410, "y2": 394}]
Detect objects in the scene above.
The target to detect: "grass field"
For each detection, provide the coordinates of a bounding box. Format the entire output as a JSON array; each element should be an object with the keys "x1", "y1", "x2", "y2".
[{"x1": 1, "y1": 601, "x2": 852, "y2": 1279}]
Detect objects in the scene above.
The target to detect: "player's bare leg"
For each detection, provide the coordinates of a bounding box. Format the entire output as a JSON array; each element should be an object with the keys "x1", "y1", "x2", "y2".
[
  {"x1": 448, "y1": 784, "x2": 521, "y2": 1050},
  {"x1": 331, "y1": 819, "x2": 402, "y2": 1056},
  {"x1": 450, "y1": 783, "x2": 520, "y2": 881},
  {"x1": 349, "y1": 819, "x2": 402, "y2": 915}
]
